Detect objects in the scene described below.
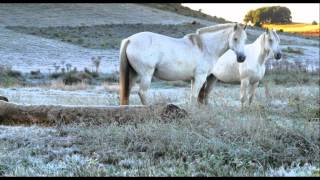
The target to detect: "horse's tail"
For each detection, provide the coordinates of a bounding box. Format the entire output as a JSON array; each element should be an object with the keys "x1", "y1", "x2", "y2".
[{"x1": 119, "y1": 38, "x2": 131, "y2": 105}]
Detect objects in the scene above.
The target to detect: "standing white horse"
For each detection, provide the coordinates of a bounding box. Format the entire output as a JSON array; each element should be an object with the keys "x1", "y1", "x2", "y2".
[
  {"x1": 119, "y1": 23, "x2": 247, "y2": 105},
  {"x1": 211, "y1": 29, "x2": 282, "y2": 107}
]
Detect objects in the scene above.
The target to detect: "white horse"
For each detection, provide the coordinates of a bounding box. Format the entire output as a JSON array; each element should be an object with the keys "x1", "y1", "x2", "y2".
[
  {"x1": 211, "y1": 29, "x2": 282, "y2": 107},
  {"x1": 119, "y1": 23, "x2": 247, "y2": 105}
]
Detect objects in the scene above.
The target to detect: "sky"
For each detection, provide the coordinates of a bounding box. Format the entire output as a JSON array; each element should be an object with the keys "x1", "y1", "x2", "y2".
[{"x1": 182, "y1": 3, "x2": 320, "y2": 24}]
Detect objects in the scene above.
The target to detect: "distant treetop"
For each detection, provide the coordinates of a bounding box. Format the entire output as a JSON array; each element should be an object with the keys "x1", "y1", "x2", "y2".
[{"x1": 244, "y1": 6, "x2": 292, "y2": 26}]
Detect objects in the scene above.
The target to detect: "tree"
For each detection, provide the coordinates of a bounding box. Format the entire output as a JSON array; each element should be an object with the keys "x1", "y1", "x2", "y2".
[
  {"x1": 243, "y1": 6, "x2": 292, "y2": 26},
  {"x1": 312, "y1": 21, "x2": 318, "y2": 25},
  {"x1": 272, "y1": 6, "x2": 292, "y2": 23},
  {"x1": 244, "y1": 10, "x2": 255, "y2": 24},
  {"x1": 91, "y1": 56, "x2": 102, "y2": 73}
]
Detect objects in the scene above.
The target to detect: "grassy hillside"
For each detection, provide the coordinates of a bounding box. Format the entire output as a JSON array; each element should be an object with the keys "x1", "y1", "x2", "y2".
[
  {"x1": 7, "y1": 23, "x2": 204, "y2": 49},
  {"x1": 140, "y1": 3, "x2": 229, "y2": 24}
]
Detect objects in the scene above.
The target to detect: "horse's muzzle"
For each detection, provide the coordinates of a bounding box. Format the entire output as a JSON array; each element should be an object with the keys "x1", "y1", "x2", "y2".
[
  {"x1": 237, "y1": 54, "x2": 246, "y2": 63},
  {"x1": 274, "y1": 53, "x2": 282, "y2": 60}
]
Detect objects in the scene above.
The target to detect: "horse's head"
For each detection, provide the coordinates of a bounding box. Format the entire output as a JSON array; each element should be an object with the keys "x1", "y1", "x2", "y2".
[
  {"x1": 228, "y1": 23, "x2": 247, "y2": 63},
  {"x1": 264, "y1": 29, "x2": 282, "y2": 60}
]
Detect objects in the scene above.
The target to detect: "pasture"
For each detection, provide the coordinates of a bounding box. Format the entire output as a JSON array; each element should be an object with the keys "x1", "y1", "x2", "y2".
[
  {"x1": 0, "y1": 3, "x2": 319, "y2": 177},
  {"x1": 0, "y1": 82, "x2": 319, "y2": 176},
  {"x1": 262, "y1": 23, "x2": 320, "y2": 37}
]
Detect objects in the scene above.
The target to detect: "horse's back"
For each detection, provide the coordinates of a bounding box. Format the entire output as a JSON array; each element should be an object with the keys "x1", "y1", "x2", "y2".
[
  {"x1": 125, "y1": 31, "x2": 200, "y2": 81},
  {"x1": 128, "y1": 31, "x2": 181, "y2": 44},
  {"x1": 126, "y1": 31, "x2": 186, "y2": 59}
]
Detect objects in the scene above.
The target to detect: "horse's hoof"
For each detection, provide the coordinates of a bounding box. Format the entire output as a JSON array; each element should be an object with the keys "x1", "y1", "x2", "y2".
[{"x1": 0, "y1": 96, "x2": 8, "y2": 102}]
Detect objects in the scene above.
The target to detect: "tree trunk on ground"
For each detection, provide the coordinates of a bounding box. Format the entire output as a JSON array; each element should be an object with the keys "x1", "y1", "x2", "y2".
[
  {"x1": 0, "y1": 96, "x2": 8, "y2": 102},
  {"x1": 0, "y1": 100, "x2": 188, "y2": 126}
]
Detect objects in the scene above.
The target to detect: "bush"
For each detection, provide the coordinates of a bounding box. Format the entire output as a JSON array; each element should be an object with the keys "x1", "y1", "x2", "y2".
[
  {"x1": 282, "y1": 47, "x2": 304, "y2": 54},
  {"x1": 7, "y1": 70, "x2": 22, "y2": 78},
  {"x1": 0, "y1": 66, "x2": 24, "y2": 86},
  {"x1": 29, "y1": 70, "x2": 44, "y2": 79},
  {"x1": 49, "y1": 67, "x2": 106, "y2": 85},
  {"x1": 63, "y1": 73, "x2": 82, "y2": 85},
  {"x1": 84, "y1": 68, "x2": 99, "y2": 78},
  {"x1": 50, "y1": 72, "x2": 64, "y2": 79},
  {"x1": 30, "y1": 70, "x2": 41, "y2": 76}
]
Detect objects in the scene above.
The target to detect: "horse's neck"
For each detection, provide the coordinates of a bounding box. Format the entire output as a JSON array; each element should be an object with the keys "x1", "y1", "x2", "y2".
[
  {"x1": 200, "y1": 28, "x2": 231, "y2": 58},
  {"x1": 252, "y1": 34, "x2": 269, "y2": 65}
]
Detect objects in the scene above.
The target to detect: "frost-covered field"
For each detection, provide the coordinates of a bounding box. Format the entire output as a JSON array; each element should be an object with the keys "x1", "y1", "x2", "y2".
[
  {"x1": 0, "y1": 83, "x2": 318, "y2": 107},
  {"x1": 0, "y1": 3, "x2": 319, "y2": 177},
  {"x1": 0, "y1": 83, "x2": 319, "y2": 176},
  {"x1": 0, "y1": 85, "x2": 319, "y2": 175},
  {"x1": 0, "y1": 26, "x2": 118, "y2": 74}
]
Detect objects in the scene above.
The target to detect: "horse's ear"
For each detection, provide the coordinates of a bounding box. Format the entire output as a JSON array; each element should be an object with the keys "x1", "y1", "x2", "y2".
[
  {"x1": 234, "y1": 23, "x2": 238, "y2": 31},
  {"x1": 265, "y1": 28, "x2": 270, "y2": 34}
]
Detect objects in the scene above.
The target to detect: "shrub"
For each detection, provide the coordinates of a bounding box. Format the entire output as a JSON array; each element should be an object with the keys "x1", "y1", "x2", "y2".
[
  {"x1": 282, "y1": 47, "x2": 304, "y2": 54},
  {"x1": 50, "y1": 72, "x2": 64, "y2": 79},
  {"x1": 7, "y1": 70, "x2": 22, "y2": 78},
  {"x1": 63, "y1": 72, "x2": 82, "y2": 85},
  {"x1": 0, "y1": 66, "x2": 24, "y2": 86},
  {"x1": 30, "y1": 70, "x2": 43, "y2": 79},
  {"x1": 84, "y1": 68, "x2": 99, "y2": 78},
  {"x1": 30, "y1": 70, "x2": 41, "y2": 76}
]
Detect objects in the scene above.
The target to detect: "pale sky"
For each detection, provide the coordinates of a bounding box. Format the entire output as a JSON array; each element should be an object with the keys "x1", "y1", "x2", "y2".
[{"x1": 182, "y1": 3, "x2": 320, "y2": 24}]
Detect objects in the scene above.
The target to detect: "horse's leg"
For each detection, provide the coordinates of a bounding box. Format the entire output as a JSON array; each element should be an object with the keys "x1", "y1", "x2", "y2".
[
  {"x1": 190, "y1": 79, "x2": 195, "y2": 103},
  {"x1": 198, "y1": 82, "x2": 206, "y2": 104},
  {"x1": 138, "y1": 73, "x2": 153, "y2": 105},
  {"x1": 128, "y1": 69, "x2": 139, "y2": 96},
  {"x1": 199, "y1": 74, "x2": 217, "y2": 105},
  {"x1": 191, "y1": 73, "x2": 208, "y2": 106},
  {"x1": 248, "y1": 81, "x2": 259, "y2": 105},
  {"x1": 240, "y1": 78, "x2": 249, "y2": 109}
]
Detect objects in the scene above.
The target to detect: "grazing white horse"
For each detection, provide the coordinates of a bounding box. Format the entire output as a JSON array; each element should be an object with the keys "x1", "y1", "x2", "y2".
[
  {"x1": 119, "y1": 23, "x2": 247, "y2": 105},
  {"x1": 211, "y1": 29, "x2": 282, "y2": 107}
]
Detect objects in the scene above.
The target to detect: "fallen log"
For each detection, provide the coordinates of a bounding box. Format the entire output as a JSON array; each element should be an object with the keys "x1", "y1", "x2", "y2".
[
  {"x1": 0, "y1": 100, "x2": 188, "y2": 126},
  {"x1": 0, "y1": 96, "x2": 8, "y2": 102}
]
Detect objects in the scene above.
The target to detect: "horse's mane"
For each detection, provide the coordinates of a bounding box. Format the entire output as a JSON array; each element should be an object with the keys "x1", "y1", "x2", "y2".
[
  {"x1": 196, "y1": 23, "x2": 236, "y2": 35},
  {"x1": 185, "y1": 33, "x2": 203, "y2": 51},
  {"x1": 257, "y1": 30, "x2": 280, "y2": 45},
  {"x1": 183, "y1": 23, "x2": 238, "y2": 51}
]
